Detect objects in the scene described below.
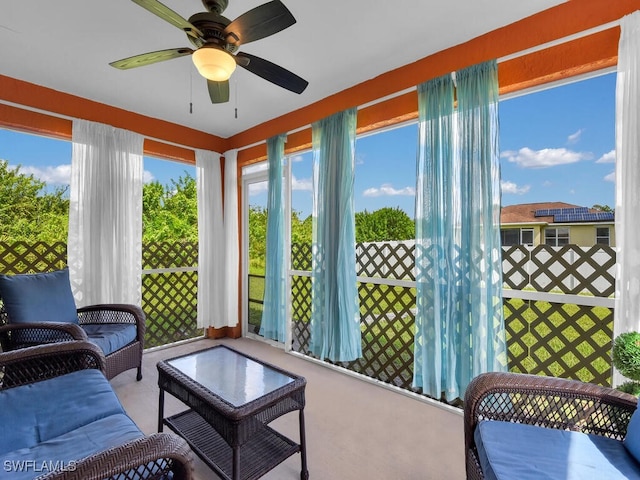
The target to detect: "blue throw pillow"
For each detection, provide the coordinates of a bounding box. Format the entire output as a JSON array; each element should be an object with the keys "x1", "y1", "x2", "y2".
[
  {"x1": 0, "y1": 268, "x2": 78, "y2": 324},
  {"x1": 624, "y1": 406, "x2": 640, "y2": 462}
]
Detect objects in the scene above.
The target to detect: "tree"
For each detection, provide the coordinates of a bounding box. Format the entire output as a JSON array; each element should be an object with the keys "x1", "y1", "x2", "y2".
[
  {"x1": 592, "y1": 204, "x2": 614, "y2": 213},
  {"x1": 248, "y1": 205, "x2": 268, "y2": 273},
  {"x1": 355, "y1": 207, "x2": 415, "y2": 242},
  {"x1": 0, "y1": 160, "x2": 69, "y2": 242},
  {"x1": 291, "y1": 211, "x2": 312, "y2": 244},
  {"x1": 142, "y1": 173, "x2": 198, "y2": 242}
]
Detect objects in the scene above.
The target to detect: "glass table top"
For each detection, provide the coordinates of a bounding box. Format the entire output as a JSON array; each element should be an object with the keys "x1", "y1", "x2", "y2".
[{"x1": 166, "y1": 346, "x2": 295, "y2": 407}]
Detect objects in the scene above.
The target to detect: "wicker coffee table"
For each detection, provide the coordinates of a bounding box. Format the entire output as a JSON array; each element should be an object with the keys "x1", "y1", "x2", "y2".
[{"x1": 157, "y1": 345, "x2": 308, "y2": 480}]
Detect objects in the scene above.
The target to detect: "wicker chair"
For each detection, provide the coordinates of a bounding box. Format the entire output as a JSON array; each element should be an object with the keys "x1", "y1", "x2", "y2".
[
  {"x1": 0, "y1": 339, "x2": 194, "y2": 480},
  {"x1": 0, "y1": 303, "x2": 145, "y2": 381},
  {"x1": 464, "y1": 372, "x2": 639, "y2": 480}
]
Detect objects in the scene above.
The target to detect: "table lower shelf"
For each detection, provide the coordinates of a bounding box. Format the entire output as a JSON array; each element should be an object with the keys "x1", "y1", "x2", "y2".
[{"x1": 164, "y1": 409, "x2": 301, "y2": 480}]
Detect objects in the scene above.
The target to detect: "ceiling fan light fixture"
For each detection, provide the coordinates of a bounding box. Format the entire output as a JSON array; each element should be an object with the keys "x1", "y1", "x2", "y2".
[{"x1": 192, "y1": 46, "x2": 236, "y2": 81}]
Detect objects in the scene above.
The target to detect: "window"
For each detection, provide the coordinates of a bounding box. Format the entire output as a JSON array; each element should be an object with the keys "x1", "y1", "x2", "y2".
[
  {"x1": 545, "y1": 227, "x2": 570, "y2": 246},
  {"x1": 500, "y1": 228, "x2": 533, "y2": 246},
  {"x1": 596, "y1": 227, "x2": 610, "y2": 246}
]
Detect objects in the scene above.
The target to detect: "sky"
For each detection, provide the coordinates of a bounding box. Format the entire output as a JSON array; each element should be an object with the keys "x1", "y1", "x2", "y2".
[{"x1": 0, "y1": 72, "x2": 617, "y2": 219}]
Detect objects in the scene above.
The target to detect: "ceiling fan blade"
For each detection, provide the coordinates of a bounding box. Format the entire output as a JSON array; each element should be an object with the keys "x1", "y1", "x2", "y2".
[
  {"x1": 131, "y1": 0, "x2": 203, "y2": 39},
  {"x1": 110, "y1": 48, "x2": 194, "y2": 70},
  {"x1": 208, "y1": 80, "x2": 230, "y2": 103},
  {"x1": 223, "y1": 0, "x2": 295, "y2": 46},
  {"x1": 236, "y1": 52, "x2": 308, "y2": 94}
]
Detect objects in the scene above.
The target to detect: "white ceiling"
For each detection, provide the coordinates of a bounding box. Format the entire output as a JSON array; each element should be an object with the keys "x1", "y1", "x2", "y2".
[{"x1": 0, "y1": 0, "x2": 564, "y2": 139}]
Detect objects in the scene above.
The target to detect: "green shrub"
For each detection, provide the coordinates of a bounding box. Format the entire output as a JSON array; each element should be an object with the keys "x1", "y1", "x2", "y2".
[
  {"x1": 612, "y1": 332, "x2": 640, "y2": 382},
  {"x1": 617, "y1": 380, "x2": 640, "y2": 396}
]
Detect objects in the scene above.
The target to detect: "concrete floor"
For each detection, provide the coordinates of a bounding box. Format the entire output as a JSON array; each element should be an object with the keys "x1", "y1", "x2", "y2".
[{"x1": 111, "y1": 337, "x2": 466, "y2": 480}]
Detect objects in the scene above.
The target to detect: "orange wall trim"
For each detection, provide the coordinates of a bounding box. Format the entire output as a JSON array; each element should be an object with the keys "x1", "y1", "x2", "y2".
[
  {"x1": 0, "y1": 74, "x2": 226, "y2": 157},
  {"x1": 0, "y1": 103, "x2": 72, "y2": 140},
  {"x1": 144, "y1": 139, "x2": 196, "y2": 164},
  {"x1": 0, "y1": 102, "x2": 198, "y2": 163}
]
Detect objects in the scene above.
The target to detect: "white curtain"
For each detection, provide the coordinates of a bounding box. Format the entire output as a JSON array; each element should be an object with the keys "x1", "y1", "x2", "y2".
[
  {"x1": 223, "y1": 149, "x2": 240, "y2": 328},
  {"x1": 614, "y1": 11, "x2": 640, "y2": 386},
  {"x1": 196, "y1": 149, "x2": 225, "y2": 328},
  {"x1": 68, "y1": 119, "x2": 144, "y2": 306}
]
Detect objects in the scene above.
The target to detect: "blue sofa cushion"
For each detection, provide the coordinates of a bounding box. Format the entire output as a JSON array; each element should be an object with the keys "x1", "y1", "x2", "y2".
[
  {"x1": 0, "y1": 369, "x2": 125, "y2": 454},
  {"x1": 475, "y1": 420, "x2": 640, "y2": 480},
  {"x1": 81, "y1": 323, "x2": 137, "y2": 356},
  {"x1": 0, "y1": 268, "x2": 78, "y2": 325},
  {"x1": 625, "y1": 407, "x2": 640, "y2": 462},
  {"x1": 1, "y1": 414, "x2": 143, "y2": 480}
]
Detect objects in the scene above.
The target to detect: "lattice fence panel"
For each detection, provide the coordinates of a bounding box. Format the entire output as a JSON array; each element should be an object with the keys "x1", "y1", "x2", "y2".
[
  {"x1": 349, "y1": 282, "x2": 416, "y2": 388},
  {"x1": 291, "y1": 275, "x2": 312, "y2": 352},
  {"x1": 502, "y1": 244, "x2": 615, "y2": 296},
  {"x1": 291, "y1": 243, "x2": 312, "y2": 271},
  {"x1": 290, "y1": 240, "x2": 616, "y2": 390},
  {"x1": 527, "y1": 245, "x2": 614, "y2": 296},
  {"x1": 504, "y1": 298, "x2": 613, "y2": 386},
  {"x1": 142, "y1": 241, "x2": 198, "y2": 269},
  {"x1": 142, "y1": 271, "x2": 200, "y2": 348},
  {"x1": 0, "y1": 241, "x2": 67, "y2": 274},
  {"x1": 356, "y1": 241, "x2": 415, "y2": 280},
  {"x1": 291, "y1": 278, "x2": 416, "y2": 389},
  {"x1": 501, "y1": 245, "x2": 531, "y2": 290}
]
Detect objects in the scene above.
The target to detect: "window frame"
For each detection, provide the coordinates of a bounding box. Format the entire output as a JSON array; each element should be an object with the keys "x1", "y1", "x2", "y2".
[
  {"x1": 500, "y1": 227, "x2": 534, "y2": 247},
  {"x1": 596, "y1": 226, "x2": 610, "y2": 246},
  {"x1": 545, "y1": 227, "x2": 570, "y2": 247}
]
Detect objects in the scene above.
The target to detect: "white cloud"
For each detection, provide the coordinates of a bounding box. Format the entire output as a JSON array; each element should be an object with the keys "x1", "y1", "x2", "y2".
[
  {"x1": 501, "y1": 147, "x2": 591, "y2": 168},
  {"x1": 290, "y1": 155, "x2": 305, "y2": 163},
  {"x1": 567, "y1": 129, "x2": 583, "y2": 145},
  {"x1": 248, "y1": 182, "x2": 268, "y2": 194},
  {"x1": 501, "y1": 180, "x2": 530, "y2": 195},
  {"x1": 542, "y1": 180, "x2": 553, "y2": 187},
  {"x1": 14, "y1": 163, "x2": 155, "y2": 185},
  {"x1": 596, "y1": 149, "x2": 616, "y2": 164},
  {"x1": 363, "y1": 183, "x2": 415, "y2": 197},
  {"x1": 292, "y1": 175, "x2": 312, "y2": 191},
  {"x1": 604, "y1": 171, "x2": 616, "y2": 183},
  {"x1": 20, "y1": 164, "x2": 71, "y2": 185}
]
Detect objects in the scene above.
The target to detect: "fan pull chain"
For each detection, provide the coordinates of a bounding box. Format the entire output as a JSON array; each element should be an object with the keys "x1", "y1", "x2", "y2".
[
  {"x1": 189, "y1": 67, "x2": 193, "y2": 114},
  {"x1": 235, "y1": 80, "x2": 238, "y2": 119}
]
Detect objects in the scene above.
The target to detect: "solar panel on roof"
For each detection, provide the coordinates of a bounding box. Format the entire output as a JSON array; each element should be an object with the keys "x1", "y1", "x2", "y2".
[
  {"x1": 553, "y1": 212, "x2": 614, "y2": 223},
  {"x1": 534, "y1": 207, "x2": 589, "y2": 217}
]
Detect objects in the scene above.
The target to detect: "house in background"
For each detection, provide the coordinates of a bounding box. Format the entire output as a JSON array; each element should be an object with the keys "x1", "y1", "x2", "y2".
[{"x1": 500, "y1": 202, "x2": 615, "y2": 247}]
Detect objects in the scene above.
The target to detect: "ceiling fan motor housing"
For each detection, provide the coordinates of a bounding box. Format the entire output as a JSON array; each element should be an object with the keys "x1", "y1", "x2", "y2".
[
  {"x1": 188, "y1": 12, "x2": 239, "y2": 53},
  {"x1": 202, "y1": 0, "x2": 228, "y2": 15}
]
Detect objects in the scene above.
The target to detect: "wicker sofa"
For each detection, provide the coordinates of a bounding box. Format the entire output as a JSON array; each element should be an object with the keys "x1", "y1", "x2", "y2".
[
  {"x1": 0, "y1": 337, "x2": 193, "y2": 480},
  {"x1": 464, "y1": 372, "x2": 640, "y2": 480}
]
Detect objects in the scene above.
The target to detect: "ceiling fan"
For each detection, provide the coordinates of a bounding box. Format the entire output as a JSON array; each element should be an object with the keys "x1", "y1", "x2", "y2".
[{"x1": 110, "y1": 0, "x2": 309, "y2": 104}]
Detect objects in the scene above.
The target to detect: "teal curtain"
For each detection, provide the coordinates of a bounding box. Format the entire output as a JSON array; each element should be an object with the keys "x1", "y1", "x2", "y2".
[
  {"x1": 260, "y1": 134, "x2": 287, "y2": 342},
  {"x1": 310, "y1": 108, "x2": 362, "y2": 362},
  {"x1": 413, "y1": 60, "x2": 506, "y2": 402}
]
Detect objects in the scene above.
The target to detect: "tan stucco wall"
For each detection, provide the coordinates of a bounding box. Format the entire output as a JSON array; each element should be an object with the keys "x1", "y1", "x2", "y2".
[
  {"x1": 565, "y1": 224, "x2": 615, "y2": 247},
  {"x1": 501, "y1": 223, "x2": 616, "y2": 247}
]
